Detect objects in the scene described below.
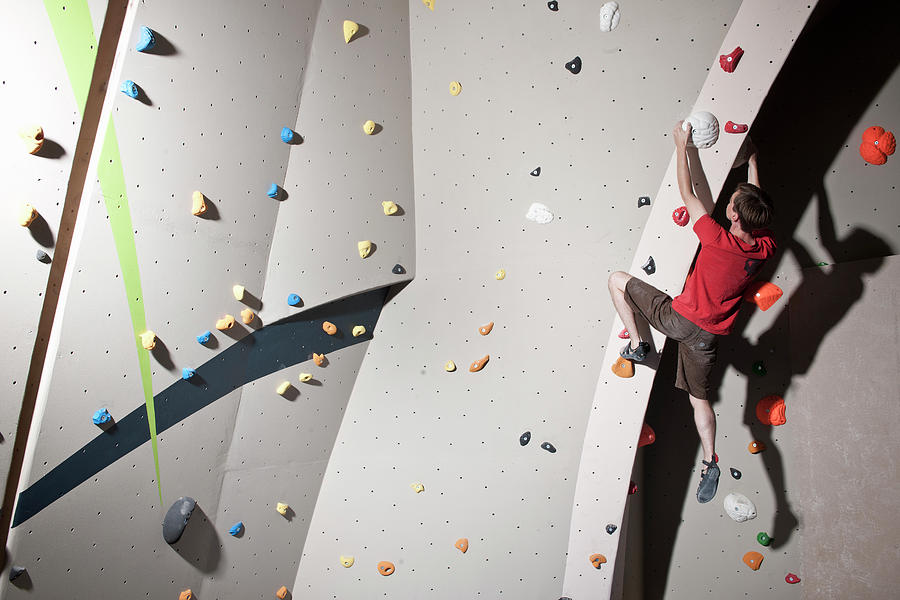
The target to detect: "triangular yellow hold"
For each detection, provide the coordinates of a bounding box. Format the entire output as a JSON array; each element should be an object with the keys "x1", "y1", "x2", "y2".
[
  {"x1": 611, "y1": 356, "x2": 634, "y2": 378},
  {"x1": 423, "y1": 0, "x2": 435, "y2": 11},
  {"x1": 343, "y1": 20, "x2": 359, "y2": 43}
]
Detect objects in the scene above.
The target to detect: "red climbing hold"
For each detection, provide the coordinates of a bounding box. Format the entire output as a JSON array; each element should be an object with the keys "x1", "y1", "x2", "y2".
[
  {"x1": 859, "y1": 126, "x2": 896, "y2": 165},
  {"x1": 618, "y1": 328, "x2": 630, "y2": 339},
  {"x1": 725, "y1": 121, "x2": 749, "y2": 134},
  {"x1": 628, "y1": 480, "x2": 638, "y2": 495},
  {"x1": 638, "y1": 423, "x2": 656, "y2": 447},
  {"x1": 672, "y1": 206, "x2": 689, "y2": 227},
  {"x1": 743, "y1": 281, "x2": 783, "y2": 311},
  {"x1": 756, "y1": 395, "x2": 787, "y2": 426},
  {"x1": 785, "y1": 573, "x2": 801, "y2": 584},
  {"x1": 720, "y1": 46, "x2": 743, "y2": 72}
]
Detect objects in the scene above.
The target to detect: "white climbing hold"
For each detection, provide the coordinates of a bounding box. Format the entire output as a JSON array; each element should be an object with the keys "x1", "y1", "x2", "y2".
[
  {"x1": 683, "y1": 111, "x2": 720, "y2": 149},
  {"x1": 525, "y1": 202, "x2": 554, "y2": 224},
  {"x1": 724, "y1": 492, "x2": 757, "y2": 523},
  {"x1": 599, "y1": 2, "x2": 620, "y2": 32}
]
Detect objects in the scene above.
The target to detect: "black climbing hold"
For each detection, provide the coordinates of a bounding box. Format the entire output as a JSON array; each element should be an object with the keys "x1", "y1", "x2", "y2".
[
  {"x1": 548, "y1": 1, "x2": 559, "y2": 11},
  {"x1": 9, "y1": 566, "x2": 26, "y2": 582},
  {"x1": 163, "y1": 496, "x2": 197, "y2": 544},
  {"x1": 565, "y1": 56, "x2": 582, "y2": 75},
  {"x1": 642, "y1": 256, "x2": 656, "y2": 275},
  {"x1": 638, "y1": 196, "x2": 651, "y2": 208},
  {"x1": 730, "y1": 467, "x2": 742, "y2": 480},
  {"x1": 392, "y1": 264, "x2": 405, "y2": 275},
  {"x1": 541, "y1": 442, "x2": 556, "y2": 453},
  {"x1": 520, "y1": 431, "x2": 531, "y2": 446},
  {"x1": 36, "y1": 250, "x2": 51, "y2": 263},
  {"x1": 531, "y1": 167, "x2": 541, "y2": 177},
  {"x1": 752, "y1": 360, "x2": 767, "y2": 376},
  {"x1": 606, "y1": 523, "x2": 617, "y2": 535}
]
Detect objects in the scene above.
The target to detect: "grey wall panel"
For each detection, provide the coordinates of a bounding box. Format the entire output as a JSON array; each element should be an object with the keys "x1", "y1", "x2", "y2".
[{"x1": 260, "y1": 0, "x2": 415, "y2": 323}]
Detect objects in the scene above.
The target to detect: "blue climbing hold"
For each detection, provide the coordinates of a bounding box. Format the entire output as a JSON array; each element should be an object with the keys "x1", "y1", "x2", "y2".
[
  {"x1": 182, "y1": 368, "x2": 196, "y2": 380},
  {"x1": 136, "y1": 26, "x2": 156, "y2": 52},
  {"x1": 541, "y1": 442, "x2": 557, "y2": 453},
  {"x1": 92, "y1": 408, "x2": 112, "y2": 425},
  {"x1": 287, "y1": 294, "x2": 302, "y2": 306},
  {"x1": 120, "y1": 80, "x2": 139, "y2": 98},
  {"x1": 229, "y1": 521, "x2": 244, "y2": 536},
  {"x1": 267, "y1": 183, "x2": 279, "y2": 199},
  {"x1": 197, "y1": 331, "x2": 212, "y2": 344},
  {"x1": 280, "y1": 127, "x2": 295, "y2": 143}
]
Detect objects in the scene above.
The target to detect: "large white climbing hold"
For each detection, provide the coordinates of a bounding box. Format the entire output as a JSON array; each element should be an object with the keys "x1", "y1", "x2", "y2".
[
  {"x1": 599, "y1": 2, "x2": 620, "y2": 32},
  {"x1": 683, "y1": 111, "x2": 720, "y2": 149},
  {"x1": 525, "y1": 202, "x2": 554, "y2": 224},
  {"x1": 724, "y1": 492, "x2": 757, "y2": 523}
]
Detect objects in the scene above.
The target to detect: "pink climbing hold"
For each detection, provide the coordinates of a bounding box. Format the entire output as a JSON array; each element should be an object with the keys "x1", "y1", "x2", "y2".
[
  {"x1": 628, "y1": 480, "x2": 638, "y2": 495},
  {"x1": 618, "y1": 328, "x2": 630, "y2": 339},
  {"x1": 785, "y1": 573, "x2": 800, "y2": 584},
  {"x1": 673, "y1": 206, "x2": 689, "y2": 227},
  {"x1": 725, "y1": 121, "x2": 749, "y2": 134},
  {"x1": 638, "y1": 423, "x2": 656, "y2": 447}
]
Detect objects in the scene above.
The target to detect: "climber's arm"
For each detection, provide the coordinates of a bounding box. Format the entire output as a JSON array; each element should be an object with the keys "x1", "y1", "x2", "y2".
[{"x1": 673, "y1": 121, "x2": 708, "y2": 222}]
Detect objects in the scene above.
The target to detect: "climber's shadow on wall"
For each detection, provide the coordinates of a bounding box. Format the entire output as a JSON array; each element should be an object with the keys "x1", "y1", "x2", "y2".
[
  {"x1": 29, "y1": 213, "x2": 55, "y2": 248},
  {"x1": 641, "y1": 0, "x2": 898, "y2": 596},
  {"x1": 171, "y1": 504, "x2": 221, "y2": 573}
]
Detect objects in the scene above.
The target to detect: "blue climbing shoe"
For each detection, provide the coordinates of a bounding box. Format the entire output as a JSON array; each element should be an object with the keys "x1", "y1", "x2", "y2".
[{"x1": 696, "y1": 458, "x2": 720, "y2": 504}]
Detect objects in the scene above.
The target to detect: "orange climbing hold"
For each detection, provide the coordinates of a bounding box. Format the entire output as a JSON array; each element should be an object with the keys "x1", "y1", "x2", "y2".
[
  {"x1": 742, "y1": 551, "x2": 764, "y2": 571},
  {"x1": 275, "y1": 585, "x2": 289, "y2": 599},
  {"x1": 313, "y1": 353, "x2": 325, "y2": 366},
  {"x1": 323, "y1": 321, "x2": 337, "y2": 335},
  {"x1": 638, "y1": 423, "x2": 656, "y2": 447},
  {"x1": 469, "y1": 355, "x2": 489, "y2": 372},
  {"x1": 756, "y1": 395, "x2": 786, "y2": 426},
  {"x1": 479, "y1": 322, "x2": 494, "y2": 335},
  {"x1": 179, "y1": 591, "x2": 194, "y2": 600},
  {"x1": 589, "y1": 553, "x2": 607, "y2": 569},
  {"x1": 216, "y1": 315, "x2": 235, "y2": 330},
  {"x1": 240, "y1": 308, "x2": 255, "y2": 324},
  {"x1": 748, "y1": 440, "x2": 767, "y2": 454},
  {"x1": 455, "y1": 538, "x2": 469, "y2": 553},
  {"x1": 377, "y1": 561, "x2": 395, "y2": 576},
  {"x1": 611, "y1": 356, "x2": 634, "y2": 378},
  {"x1": 743, "y1": 281, "x2": 783, "y2": 311}
]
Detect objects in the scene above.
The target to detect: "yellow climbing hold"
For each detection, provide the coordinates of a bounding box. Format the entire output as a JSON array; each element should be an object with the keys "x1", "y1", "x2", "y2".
[
  {"x1": 444, "y1": 360, "x2": 456, "y2": 372},
  {"x1": 495, "y1": 269, "x2": 506, "y2": 280},
  {"x1": 340, "y1": 555, "x2": 355, "y2": 568},
  {"x1": 410, "y1": 482, "x2": 425, "y2": 493},
  {"x1": 276, "y1": 502, "x2": 289, "y2": 516},
  {"x1": 343, "y1": 20, "x2": 358, "y2": 43},
  {"x1": 352, "y1": 325, "x2": 366, "y2": 337},
  {"x1": 240, "y1": 308, "x2": 255, "y2": 324},
  {"x1": 232, "y1": 284, "x2": 245, "y2": 301},
  {"x1": 276, "y1": 381, "x2": 292, "y2": 396},
  {"x1": 363, "y1": 120, "x2": 376, "y2": 135},
  {"x1": 358, "y1": 240, "x2": 373, "y2": 258},
  {"x1": 140, "y1": 330, "x2": 156, "y2": 350},
  {"x1": 423, "y1": 0, "x2": 435, "y2": 11},
  {"x1": 449, "y1": 81, "x2": 461, "y2": 96},
  {"x1": 382, "y1": 201, "x2": 398, "y2": 215},
  {"x1": 19, "y1": 125, "x2": 44, "y2": 154},
  {"x1": 191, "y1": 190, "x2": 207, "y2": 216},
  {"x1": 216, "y1": 314, "x2": 236, "y2": 330},
  {"x1": 298, "y1": 372, "x2": 313, "y2": 383},
  {"x1": 18, "y1": 203, "x2": 38, "y2": 227}
]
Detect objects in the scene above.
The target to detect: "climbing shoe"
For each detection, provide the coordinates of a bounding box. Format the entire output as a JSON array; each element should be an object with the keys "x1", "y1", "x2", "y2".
[
  {"x1": 619, "y1": 341, "x2": 650, "y2": 362},
  {"x1": 696, "y1": 458, "x2": 720, "y2": 504}
]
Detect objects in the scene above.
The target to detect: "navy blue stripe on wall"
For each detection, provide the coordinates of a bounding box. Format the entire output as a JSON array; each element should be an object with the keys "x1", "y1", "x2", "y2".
[{"x1": 13, "y1": 287, "x2": 388, "y2": 527}]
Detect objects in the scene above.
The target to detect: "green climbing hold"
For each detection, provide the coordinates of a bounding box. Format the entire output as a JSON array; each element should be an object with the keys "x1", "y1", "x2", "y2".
[
  {"x1": 817, "y1": 262, "x2": 829, "y2": 266},
  {"x1": 752, "y1": 361, "x2": 767, "y2": 376},
  {"x1": 757, "y1": 531, "x2": 771, "y2": 546}
]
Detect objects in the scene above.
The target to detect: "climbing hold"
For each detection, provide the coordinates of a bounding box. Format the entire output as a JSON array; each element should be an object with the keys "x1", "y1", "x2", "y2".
[
  {"x1": 479, "y1": 322, "x2": 494, "y2": 335},
  {"x1": 240, "y1": 308, "x2": 255, "y2": 324},
  {"x1": 618, "y1": 328, "x2": 630, "y2": 339},
  {"x1": 724, "y1": 492, "x2": 757, "y2": 522},
  {"x1": 343, "y1": 20, "x2": 359, "y2": 43},
  {"x1": 683, "y1": 111, "x2": 719, "y2": 149},
  {"x1": 322, "y1": 321, "x2": 337, "y2": 335},
  {"x1": 495, "y1": 269, "x2": 506, "y2": 280},
  {"x1": 410, "y1": 482, "x2": 425, "y2": 493},
  {"x1": 280, "y1": 127, "x2": 296, "y2": 143},
  {"x1": 340, "y1": 556, "x2": 355, "y2": 568},
  {"x1": 196, "y1": 331, "x2": 212, "y2": 344},
  {"x1": 232, "y1": 284, "x2": 245, "y2": 301},
  {"x1": 19, "y1": 125, "x2": 44, "y2": 154},
  {"x1": 531, "y1": 167, "x2": 541, "y2": 177},
  {"x1": 548, "y1": 1, "x2": 558, "y2": 11},
  {"x1": 598, "y1": 1, "x2": 620, "y2": 31},
  {"x1": 589, "y1": 553, "x2": 607, "y2": 569},
  {"x1": 392, "y1": 264, "x2": 405, "y2": 275},
  {"x1": 742, "y1": 551, "x2": 764, "y2": 571},
  {"x1": 423, "y1": 0, "x2": 435, "y2": 10},
  {"x1": 455, "y1": 538, "x2": 469, "y2": 553},
  {"x1": 276, "y1": 502, "x2": 289, "y2": 516},
  {"x1": 36, "y1": 250, "x2": 51, "y2": 263},
  {"x1": 752, "y1": 360, "x2": 767, "y2": 376},
  {"x1": 267, "y1": 183, "x2": 279, "y2": 199},
  {"x1": 298, "y1": 373, "x2": 313, "y2": 383},
  {"x1": 287, "y1": 293, "x2": 302, "y2": 306},
  {"x1": 817, "y1": 261, "x2": 829, "y2": 266},
  {"x1": 606, "y1": 524, "x2": 617, "y2": 535},
  {"x1": 444, "y1": 361, "x2": 456, "y2": 372},
  {"x1": 191, "y1": 190, "x2": 207, "y2": 216},
  {"x1": 743, "y1": 281, "x2": 783, "y2": 311},
  {"x1": 628, "y1": 480, "x2": 638, "y2": 495},
  {"x1": 638, "y1": 423, "x2": 656, "y2": 447},
  {"x1": 730, "y1": 467, "x2": 742, "y2": 479},
  {"x1": 541, "y1": 442, "x2": 557, "y2": 453},
  {"x1": 859, "y1": 125, "x2": 896, "y2": 165},
  {"x1": 352, "y1": 325, "x2": 366, "y2": 337},
  {"x1": 136, "y1": 26, "x2": 156, "y2": 52},
  {"x1": 382, "y1": 201, "x2": 399, "y2": 215},
  {"x1": 275, "y1": 586, "x2": 289, "y2": 599},
  {"x1": 748, "y1": 440, "x2": 766, "y2": 454},
  {"x1": 469, "y1": 355, "x2": 489, "y2": 372},
  {"x1": 673, "y1": 206, "x2": 689, "y2": 227},
  {"x1": 216, "y1": 315, "x2": 236, "y2": 330},
  {"x1": 611, "y1": 356, "x2": 634, "y2": 378},
  {"x1": 276, "y1": 381, "x2": 292, "y2": 395},
  {"x1": 181, "y1": 368, "x2": 196, "y2": 380},
  {"x1": 92, "y1": 408, "x2": 112, "y2": 426},
  {"x1": 785, "y1": 573, "x2": 800, "y2": 584},
  {"x1": 313, "y1": 353, "x2": 325, "y2": 366},
  {"x1": 756, "y1": 395, "x2": 787, "y2": 426},
  {"x1": 162, "y1": 496, "x2": 197, "y2": 544},
  {"x1": 363, "y1": 120, "x2": 376, "y2": 135},
  {"x1": 229, "y1": 522, "x2": 243, "y2": 536},
  {"x1": 358, "y1": 240, "x2": 373, "y2": 258},
  {"x1": 519, "y1": 431, "x2": 531, "y2": 446},
  {"x1": 18, "y1": 203, "x2": 38, "y2": 227},
  {"x1": 642, "y1": 256, "x2": 656, "y2": 275},
  {"x1": 120, "y1": 80, "x2": 139, "y2": 98},
  {"x1": 725, "y1": 121, "x2": 749, "y2": 134},
  {"x1": 525, "y1": 202, "x2": 554, "y2": 224},
  {"x1": 377, "y1": 561, "x2": 395, "y2": 576},
  {"x1": 140, "y1": 330, "x2": 156, "y2": 350},
  {"x1": 565, "y1": 56, "x2": 582, "y2": 74},
  {"x1": 178, "y1": 590, "x2": 193, "y2": 600},
  {"x1": 719, "y1": 46, "x2": 744, "y2": 73},
  {"x1": 637, "y1": 195, "x2": 651, "y2": 208},
  {"x1": 756, "y1": 531, "x2": 771, "y2": 546},
  {"x1": 8, "y1": 566, "x2": 26, "y2": 582},
  {"x1": 449, "y1": 81, "x2": 462, "y2": 96}
]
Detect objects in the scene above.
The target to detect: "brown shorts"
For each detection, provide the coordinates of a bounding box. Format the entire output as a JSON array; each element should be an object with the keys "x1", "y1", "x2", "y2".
[{"x1": 624, "y1": 277, "x2": 718, "y2": 400}]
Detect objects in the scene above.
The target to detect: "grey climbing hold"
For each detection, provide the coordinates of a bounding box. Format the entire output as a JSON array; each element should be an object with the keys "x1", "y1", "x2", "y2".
[
  {"x1": 392, "y1": 264, "x2": 406, "y2": 275},
  {"x1": 730, "y1": 467, "x2": 742, "y2": 480},
  {"x1": 606, "y1": 523, "x2": 617, "y2": 534},
  {"x1": 642, "y1": 256, "x2": 655, "y2": 275},
  {"x1": 638, "y1": 195, "x2": 651, "y2": 207},
  {"x1": 120, "y1": 80, "x2": 139, "y2": 98},
  {"x1": 136, "y1": 26, "x2": 156, "y2": 52},
  {"x1": 8, "y1": 566, "x2": 26, "y2": 582},
  {"x1": 541, "y1": 442, "x2": 557, "y2": 453},
  {"x1": 519, "y1": 431, "x2": 531, "y2": 446},
  {"x1": 163, "y1": 496, "x2": 197, "y2": 544},
  {"x1": 36, "y1": 250, "x2": 51, "y2": 263},
  {"x1": 531, "y1": 167, "x2": 541, "y2": 176},
  {"x1": 565, "y1": 56, "x2": 582, "y2": 74}
]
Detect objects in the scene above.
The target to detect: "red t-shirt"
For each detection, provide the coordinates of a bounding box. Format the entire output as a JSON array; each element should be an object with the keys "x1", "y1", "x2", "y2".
[{"x1": 671, "y1": 214, "x2": 776, "y2": 335}]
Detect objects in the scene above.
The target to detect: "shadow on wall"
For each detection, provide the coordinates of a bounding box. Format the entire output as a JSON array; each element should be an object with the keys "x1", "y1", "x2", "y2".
[
  {"x1": 172, "y1": 504, "x2": 221, "y2": 573},
  {"x1": 639, "y1": 0, "x2": 898, "y2": 596}
]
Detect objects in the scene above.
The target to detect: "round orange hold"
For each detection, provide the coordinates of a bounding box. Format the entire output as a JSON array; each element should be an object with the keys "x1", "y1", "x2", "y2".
[
  {"x1": 756, "y1": 395, "x2": 786, "y2": 426},
  {"x1": 589, "y1": 553, "x2": 607, "y2": 569},
  {"x1": 377, "y1": 561, "x2": 395, "y2": 576},
  {"x1": 322, "y1": 321, "x2": 337, "y2": 335}
]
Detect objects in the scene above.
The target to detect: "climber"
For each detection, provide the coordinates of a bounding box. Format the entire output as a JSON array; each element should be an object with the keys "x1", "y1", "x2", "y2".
[{"x1": 607, "y1": 121, "x2": 776, "y2": 503}]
